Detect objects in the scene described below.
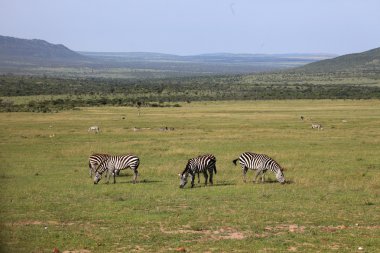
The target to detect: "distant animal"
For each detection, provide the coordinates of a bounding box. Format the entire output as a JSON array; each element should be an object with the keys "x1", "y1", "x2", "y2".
[
  {"x1": 178, "y1": 154, "x2": 217, "y2": 188},
  {"x1": 93, "y1": 154, "x2": 140, "y2": 184},
  {"x1": 311, "y1": 123, "x2": 323, "y2": 130},
  {"x1": 300, "y1": 116, "x2": 304, "y2": 121},
  {"x1": 88, "y1": 126, "x2": 100, "y2": 133},
  {"x1": 232, "y1": 152, "x2": 285, "y2": 184},
  {"x1": 159, "y1": 126, "x2": 175, "y2": 131},
  {"x1": 88, "y1": 153, "x2": 110, "y2": 177}
]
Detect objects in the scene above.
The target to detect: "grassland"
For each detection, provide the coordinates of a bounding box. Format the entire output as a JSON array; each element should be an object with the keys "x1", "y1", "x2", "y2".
[{"x1": 0, "y1": 100, "x2": 379, "y2": 252}]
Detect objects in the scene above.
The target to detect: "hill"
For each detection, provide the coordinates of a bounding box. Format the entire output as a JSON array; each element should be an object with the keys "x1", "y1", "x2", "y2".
[
  {"x1": 297, "y1": 47, "x2": 380, "y2": 73},
  {"x1": 0, "y1": 35, "x2": 91, "y2": 67},
  {"x1": 0, "y1": 35, "x2": 335, "y2": 77}
]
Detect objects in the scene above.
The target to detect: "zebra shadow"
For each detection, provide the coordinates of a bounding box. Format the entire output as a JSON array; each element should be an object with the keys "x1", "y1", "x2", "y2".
[
  {"x1": 253, "y1": 179, "x2": 294, "y2": 184},
  {"x1": 181, "y1": 180, "x2": 236, "y2": 189},
  {"x1": 117, "y1": 179, "x2": 162, "y2": 184}
]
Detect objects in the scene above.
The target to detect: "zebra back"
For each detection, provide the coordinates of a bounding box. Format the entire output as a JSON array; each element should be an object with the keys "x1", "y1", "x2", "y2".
[
  {"x1": 179, "y1": 154, "x2": 217, "y2": 188},
  {"x1": 183, "y1": 154, "x2": 216, "y2": 175},
  {"x1": 96, "y1": 154, "x2": 140, "y2": 175},
  {"x1": 93, "y1": 154, "x2": 140, "y2": 184}
]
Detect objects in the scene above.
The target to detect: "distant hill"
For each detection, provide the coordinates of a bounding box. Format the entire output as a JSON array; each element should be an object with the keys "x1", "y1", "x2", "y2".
[
  {"x1": 297, "y1": 47, "x2": 380, "y2": 73},
  {"x1": 79, "y1": 51, "x2": 335, "y2": 77},
  {"x1": 81, "y1": 51, "x2": 334, "y2": 64},
  {"x1": 0, "y1": 35, "x2": 91, "y2": 67},
  {"x1": 0, "y1": 35, "x2": 335, "y2": 77}
]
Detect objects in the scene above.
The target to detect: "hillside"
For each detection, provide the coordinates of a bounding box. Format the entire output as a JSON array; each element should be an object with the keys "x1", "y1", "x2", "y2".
[
  {"x1": 0, "y1": 35, "x2": 335, "y2": 77},
  {"x1": 0, "y1": 35, "x2": 91, "y2": 67},
  {"x1": 298, "y1": 47, "x2": 380, "y2": 73}
]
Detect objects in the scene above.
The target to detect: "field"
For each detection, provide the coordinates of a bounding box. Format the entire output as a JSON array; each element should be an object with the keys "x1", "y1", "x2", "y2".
[{"x1": 0, "y1": 100, "x2": 379, "y2": 252}]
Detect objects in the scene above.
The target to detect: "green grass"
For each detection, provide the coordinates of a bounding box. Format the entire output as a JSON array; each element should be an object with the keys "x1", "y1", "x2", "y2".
[{"x1": 0, "y1": 100, "x2": 379, "y2": 252}]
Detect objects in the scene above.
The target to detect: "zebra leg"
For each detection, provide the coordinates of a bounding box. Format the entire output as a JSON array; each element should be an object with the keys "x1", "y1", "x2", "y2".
[
  {"x1": 133, "y1": 169, "x2": 138, "y2": 184},
  {"x1": 261, "y1": 171, "x2": 265, "y2": 183},
  {"x1": 242, "y1": 167, "x2": 248, "y2": 183},
  {"x1": 254, "y1": 170, "x2": 263, "y2": 183},
  {"x1": 113, "y1": 169, "x2": 116, "y2": 184},
  {"x1": 209, "y1": 171, "x2": 213, "y2": 185},
  {"x1": 190, "y1": 173, "x2": 195, "y2": 188},
  {"x1": 89, "y1": 162, "x2": 94, "y2": 178},
  {"x1": 203, "y1": 171, "x2": 208, "y2": 186},
  {"x1": 105, "y1": 170, "x2": 110, "y2": 184},
  {"x1": 197, "y1": 172, "x2": 200, "y2": 184}
]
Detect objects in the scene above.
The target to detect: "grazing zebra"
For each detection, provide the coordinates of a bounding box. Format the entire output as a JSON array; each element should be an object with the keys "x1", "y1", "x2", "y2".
[
  {"x1": 88, "y1": 153, "x2": 110, "y2": 177},
  {"x1": 88, "y1": 126, "x2": 100, "y2": 133},
  {"x1": 232, "y1": 152, "x2": 285, "y2": 184},
  {"x1": 178, "y1": 154, "x2": 217, "y2": 188},
  {"x1": 93, "y1": 154, "x2": 140, "y2": 184},
  {"x1": 311, "y1": 123, "x2": 323, "y2": 130}
]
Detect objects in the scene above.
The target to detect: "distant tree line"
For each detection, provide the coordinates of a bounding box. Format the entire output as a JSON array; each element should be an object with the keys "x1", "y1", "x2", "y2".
[{"x1": 1, "y1": 72, "x2": 380, "y2": 112}]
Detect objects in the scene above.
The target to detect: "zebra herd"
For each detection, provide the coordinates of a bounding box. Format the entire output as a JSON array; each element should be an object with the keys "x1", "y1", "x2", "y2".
[{"x1": 89, "y1": 152, "x2": 286, "y2": 188}]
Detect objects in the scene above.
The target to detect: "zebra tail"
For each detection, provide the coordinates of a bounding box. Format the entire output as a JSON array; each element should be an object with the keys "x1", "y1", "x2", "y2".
[{"x1": 232, "y1": 158, "x2": 239, "y2": 166}]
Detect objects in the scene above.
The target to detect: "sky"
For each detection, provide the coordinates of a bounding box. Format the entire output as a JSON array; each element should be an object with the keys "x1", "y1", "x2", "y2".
[{"x1": 0, "y1": 0, "x2": 379, "y2": 55}]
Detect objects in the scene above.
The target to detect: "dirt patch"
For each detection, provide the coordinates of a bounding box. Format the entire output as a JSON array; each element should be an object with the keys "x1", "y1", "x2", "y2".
[
  {"x1": 5, "y1": 220, "x2": 75, "y2": 226},
  {"x1": 265, "y1": 224, "x2": 306, "y2": 233},
  {"x1": 255, "y1": 224, "x2": 306, "y2": 238},
  {"x1": 159, "y1": 223, "x2": 247, "y2": 241},
  {"x1": 255, "y1": 224, "x2": 380, "y2": 238},
  {"x1": 62, "y1": 250, "x2": 91, "y2": 253},
  {"x1": 318, "y1": 225, "x2": 380, "y2": 233},
  {"x1": 319, "y1": 225, "x2": 348, "y2": 232}
]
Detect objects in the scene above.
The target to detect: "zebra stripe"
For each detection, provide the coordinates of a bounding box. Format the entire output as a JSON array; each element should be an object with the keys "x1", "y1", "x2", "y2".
[
  {"x1": 94, "y1": 154, "x2": 140, "y2": 184},
  {"x1": 88, "y1": 153, "x2": 110, "y2": 177},
  {"x1": 311, "y1": 123, "x2": 323, "y2": 130},
  {"x1": 179, "y1": 154, "x2": 217, "y2": 188},
  {"x1": 88, "y1": 126, "x2": 100, "y2": 133},
  {"x1": 232, "y1": 152, "x2": 285, "y2": 184}
]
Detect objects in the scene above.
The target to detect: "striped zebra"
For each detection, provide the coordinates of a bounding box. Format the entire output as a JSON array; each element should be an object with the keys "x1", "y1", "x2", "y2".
[
  {"x1": 178, "y1": 154, "x2": 217, "y2": 188},
  {"x1": 232, "y1": 152, "x2": 285, "y2": 184},
  {"x1": 88, "y1": 126, "x2": 100, "y2": 133},
  {"x1": 88, "y1": 153, "x2": 110, "y2": 177},
  {"x1": 93, "y1": 154, "x2": 140, "y2": 184},
  {"x1": 311, "y1": 123, "x2": 323, "y2": 130}
]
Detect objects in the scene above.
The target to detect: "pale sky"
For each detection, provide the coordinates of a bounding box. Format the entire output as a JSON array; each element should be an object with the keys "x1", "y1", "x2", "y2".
[{"x1": 0, "y1": 0, "x2": 379, "y2": 55}]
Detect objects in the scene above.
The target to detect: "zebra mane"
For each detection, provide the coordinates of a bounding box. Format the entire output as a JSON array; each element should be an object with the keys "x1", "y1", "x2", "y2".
[
  {"x1": 181, "y1": 161, "x2": 191, "y2": 175},
  {"x1": 273, "y1": 160, "x2": 283, "y2": 172}
]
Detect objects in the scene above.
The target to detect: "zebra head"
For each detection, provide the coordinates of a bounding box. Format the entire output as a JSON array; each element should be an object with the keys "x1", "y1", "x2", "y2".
[
  {"x1": 276, "y1": 169, "x2": 286, "y2": 184},
  {"x1": 93, "y1": 172, "x2": 102, "y2": 184},
  {"x1": 178, "y1": 173, "x2": 188, "y2": 188}
]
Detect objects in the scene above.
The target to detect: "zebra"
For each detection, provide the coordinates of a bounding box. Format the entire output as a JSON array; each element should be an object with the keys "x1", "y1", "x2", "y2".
[
  {"x1": 88, "y1": 153, "x2": 110, "y2": 177},
  {"x1": 88, "y1": 126, "x2": 100, "y2": 133},
  {"x1": 311, "y1": 123, "x2": 323, "y2": 130},
  {"x1": 232, "y1": 152, "x2": 285, "y2": 184},
  {"x1": 93, "y1": 154, "x2": 140, "y2": 184},
  {"x1": 178, "y1": 154, "x2": 217, "y2": 188}
]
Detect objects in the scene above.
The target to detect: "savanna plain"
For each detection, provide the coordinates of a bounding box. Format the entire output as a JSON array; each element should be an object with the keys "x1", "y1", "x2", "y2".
[{"x1": 0, "y1": 100, "x2": 379, "y2": 252}]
